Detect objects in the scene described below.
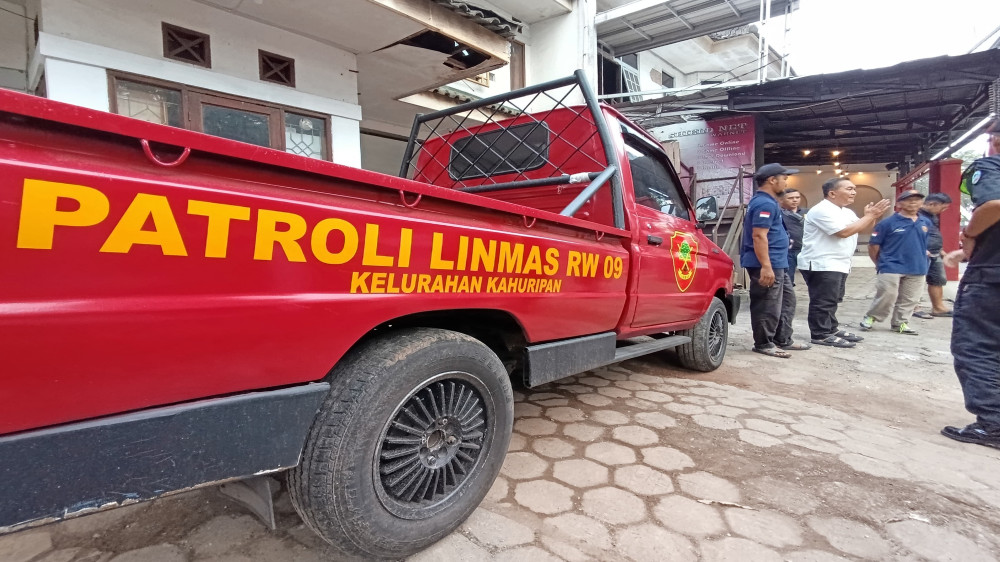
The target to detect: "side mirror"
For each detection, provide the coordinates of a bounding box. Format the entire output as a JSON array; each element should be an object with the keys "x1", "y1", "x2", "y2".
[{"x1": 695, "y1": 196, "x2": 718, "y2": 221}]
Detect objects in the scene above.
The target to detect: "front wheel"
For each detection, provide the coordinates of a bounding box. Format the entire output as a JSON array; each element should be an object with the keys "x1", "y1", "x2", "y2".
[
  {"x1": 676, "y1": 297, "x2": 728, "y2": 372},
  {"x1": 288, "y1": 328, "x2": 513, "y2": 559}
]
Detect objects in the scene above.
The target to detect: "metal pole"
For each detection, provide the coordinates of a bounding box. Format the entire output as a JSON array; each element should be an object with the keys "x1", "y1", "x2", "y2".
[
  {"x1": 562, "y1": 166, "x2": 618, "y2": 217},
  {"x1": 576, "y1": 69, "x2": 626, "y2": 229}
]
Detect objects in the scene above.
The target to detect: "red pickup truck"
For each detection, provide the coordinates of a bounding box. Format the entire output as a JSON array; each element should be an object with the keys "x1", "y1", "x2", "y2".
[{"x1": 0, "y1": 72, "x2": 738, "y2": 558}]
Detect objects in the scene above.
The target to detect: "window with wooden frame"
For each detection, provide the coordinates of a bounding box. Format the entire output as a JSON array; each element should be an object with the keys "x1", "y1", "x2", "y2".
[
  {"x1": 162, "y1": 23, "x2": 211, "y2": 68},
  {"x1": 259, "y1": 50, "x2": 295, "y2": 87},
  {"x1": 109, "y1": 72, "x2": 329, "y2": 160}
]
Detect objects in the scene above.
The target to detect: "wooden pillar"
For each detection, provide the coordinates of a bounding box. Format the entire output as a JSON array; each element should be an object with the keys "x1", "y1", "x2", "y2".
[{"x1": 929, "y1": 158, "x2": 963, "y2": 281}]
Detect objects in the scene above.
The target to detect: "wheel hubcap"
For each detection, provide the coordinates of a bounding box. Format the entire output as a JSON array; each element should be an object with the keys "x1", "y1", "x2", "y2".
[
  {"x1": 708, "y1": 310, "x2": 726, "y2": 361},
  {"x1": 375, "y1": 374, "x2": 488, "y2": 518}
]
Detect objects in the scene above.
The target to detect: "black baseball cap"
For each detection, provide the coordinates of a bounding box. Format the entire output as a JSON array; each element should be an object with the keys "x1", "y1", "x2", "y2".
[
  {"x1": 754, "y1": 163, "x2": 799, "y2": 182},
  {"x1": 896, "y1": 189, "x2": 925, "y2": 202}
]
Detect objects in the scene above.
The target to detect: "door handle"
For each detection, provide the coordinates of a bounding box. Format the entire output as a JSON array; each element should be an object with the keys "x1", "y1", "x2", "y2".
[{"x1": 647, "y1": 235, "x2": 663, "y2": 246}]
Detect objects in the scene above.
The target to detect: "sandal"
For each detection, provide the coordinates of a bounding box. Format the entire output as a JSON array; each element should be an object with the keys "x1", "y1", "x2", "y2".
[
  {"x1": 835, "y1": 330, "x2": 864, "y2": 343},
  {"x1": 753, "y1": 346, "x2": 792, "y2": 358},
  {"x1": 778, "y1": 341, "x2": 812, "y2": 351},
  {"x1": 811, "y1": 336, "x2": 856, "y2": 348},
  {"x1": 930, "y1": 310, "x2": 953, "y2": 317},
  {"x1": 912, "y1": 311, "x2": 934, "y2": 319}
]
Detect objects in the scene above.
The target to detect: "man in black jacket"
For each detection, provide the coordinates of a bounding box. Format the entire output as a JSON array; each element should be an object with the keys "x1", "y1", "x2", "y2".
[
  {"x1": 780, "y1": 188, "x2": 806, "y2": 286},
  {"x1": 913, "y1": 193, "x2": 952, "y2": 318}
]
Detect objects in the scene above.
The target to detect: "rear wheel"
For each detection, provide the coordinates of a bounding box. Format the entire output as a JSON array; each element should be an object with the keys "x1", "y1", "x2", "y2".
[
  {"x1": 288, "y1": 328, "x2": 513, "y2": 559},
  {"x1": 676, "y1": 297, "x2": 728, "y2": 372}
]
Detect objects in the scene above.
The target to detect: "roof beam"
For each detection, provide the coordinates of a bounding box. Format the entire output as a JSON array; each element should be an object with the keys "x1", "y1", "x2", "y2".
[
  {"x1": 662, "y1": 3, "x2": 694, "y2": 30},
  {"x1": 595, "y1": 0, "x2": 666, "y2": 25},
  {"x1": 723, "y1": 0, "x2": 742, "y2": 17}
]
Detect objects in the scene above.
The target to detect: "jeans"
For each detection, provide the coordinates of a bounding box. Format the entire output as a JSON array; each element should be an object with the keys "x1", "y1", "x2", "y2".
[
  {"x1": 747, "y1": 267, "x2": 796, "y2": 349},
  {"x1": 865, "y1": 273, "x2": 926, "y2": 327},
  {"x1": 952, "y1": 282, "x2": 1000, "y2": 430},
  {"x1": 801, "y1": 270, "x2": 848, "y2": 340},
  {"x1": 788, "y1": 250, "x2": 800, "y2": 286}
]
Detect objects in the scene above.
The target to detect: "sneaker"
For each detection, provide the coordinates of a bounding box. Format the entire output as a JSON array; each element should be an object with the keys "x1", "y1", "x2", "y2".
[
  {"x1": 893, "y1": 322, "x2": 918, "y2": 335},
  {"x1": 859, "y1": 316, "x2": 874, "y2": 331},
  {"x1": 941, "y1": 423, "x2": 1000, "y2": 449}
]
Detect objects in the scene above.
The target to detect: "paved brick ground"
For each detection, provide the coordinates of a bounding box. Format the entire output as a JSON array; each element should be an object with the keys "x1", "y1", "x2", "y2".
[{"x1": 3, "y1": 268, "x2": 999, "y2": 562}]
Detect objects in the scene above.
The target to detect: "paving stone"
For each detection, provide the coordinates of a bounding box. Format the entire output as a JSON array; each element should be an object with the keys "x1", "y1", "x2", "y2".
[
  {"x1": 462, "y1": 509, "x2": 534, "y2": 548},
  {"x1": 842, "y1": 428, "x2": 907, "y2": 448},
  {"x1": 532, "y1": 437, "x2": 577, "y2": 459},
  {"x1": 784, "y1": 550, "x2": 853, "y2": 562},
  {"x1": 838, "y1": 438, "x2": 908, "y2": 463},
  {"x1": 754, "y1": 409, "x2": 798, "y2": 423},
  {"x1": 615, "y1": 465, "x2": 675, "y2": 495},
  {"x1": 628, "y1": 373, "x2": 663, "y2": 384},
  {"x1": 635, "y1": 390, "x2": 674, "y2": 403},
  {"x1": 536, "y1": 398, "x2": 570, "y2": 407},
  {"x1": 807, "y1": 516, "x2": 892, "y2": 560},
  {"x1": 0, "y1": 531, "x2": 54, "y2": 562},
  {"x1": 653, "y1": 495, "x2": 725, "y2": 536},
  {"x1": 72, "y1": 551, "x2": 114, "y2": 562},
  {"x1": 590, "y1": 410, "x2": 630, "y2": 425},
  {"x1": 484, "y1": 476, "x2": 510, "y2": 503},
  {"x1": 798, "y1": 415, "x2": 847, "y2": 430},
  {"x1": 540, "y1": 536, "x2": 592, "y2": 562},
  {"x1": 724, "y1": 508, "x2": 802, "y2": 547},
  {"x1": 635, "y1": 411, "x2": 678, "y2": 429},
  {"x1": 515, "y1": 418, "x2": 558, "y2": 436},
  {"x1": 700, "y1": 537, "x2": 782, "y2": 562},
  {"x1": 642, "y1": 446, "x2": 695, "y2": 471},
  {"x1": 558, "y1": 383, "x2": 593, "y2": 393},
  {"x1": 665, "y1": 403, "x2": 705, "y2": 415},
  {"x1": 513, "y1": 480, "x2": 574, "y2": 514},
  {"x1": 744, "y1": 476, "x2": 820, "y2": 515},
  {"x1": 624, "y1": 398, "x2": 660, "y2": 411},
  {"x1": 886, "y1": 520, "x2": 997, "y2": 562},
  {"x1": 108, "y1": 544, "x2": 186, "y2": 562},
  {"x1": 744, "y1": 418, "x2": 791, "y2": 436},
  {"x1": 615, "y1": 524, "x2": 697, "y2": 562},
  {"x1": 677, "y1": 472, "x2": 741, "y2": 503},
  {"x1": 501, "y1": 451, "x2": 549, "y2": 480},
  {"x1": 692, "y1": 414, "x2": 742, "y2": 431},
  {"x1": 410, "y1": 533, "x2": 490, "y2": 561},
  {"x1": 577, "y1": 394, "x2": 614, "y2": 407},
  {"x1": 187, "y1": 514, "x2": 265, "y2": 558},
  {"x1": 586, "y1": 442, "x2": 637, "y2": 465},
  {"x1": 601, "y1": 368, "x2": 630, "y2": 380},
  {"x1": 597, "y1": 386, "x2": 632, "y2": 398},
  {"x1": 577, "y1": 376, "x2": 610, "y2": 387},
  {"x1": 756, "y1": 400, "x2": 805, "y2": 414},
  {"x1": 791, "y1": 423, "x2": 847, "y2": 441},
  {"x1": 493, "y1": 546, "x2": 563, "y2": 562},
  {"x1": 738, "y1": 429, "x2": 784, "y2": 447},
  {"x1": 508, "y1": 432, "x2": 527, "y2": 451},
  {"x1": 581, "y1": 487, "x2": 646, "y2": 524},
  {"x1": 718, "y1": 397, "x2": 761, "y2": 409},
  {"x1": 35, "y1": 548, "x2": 85, "y2": 562},
  {"x1": 689, "y1": 386, "x2": 729, "y2": 397},
  {"x1": 655, "y1": 384, "x2": 691, "y2": 394},
  {"x1": 553, "y1": 458, "x2": 610, "y2": 488},
  {"x1": 544, "y1": 513, "x2": 612, "y2": 550},
  {"x1": 529, "y1": 392, "x2": 565, "y2": 400},
  {"x1": 613, "y1": 425, "x2": 659, "y2": 446},
  {"x1": 564, "y1": 423, "x2": 606, "y2": 442},
  {"x1": 787, "y1": 435, "x2": 845, "y2": 454},
  {"x1": 546, "y1": 406, "x2": 586, "y2": 423},
  {"x1": 837, "y1": 453, "x2": 910, "y2": 480},
  {"x1": 242, "y1": 537, "x2": 323, "y2": 562},
  {"x1": 514, "y1": 402, "x2": 543, "y2": 417},
  {"x1": 680, "y1": 396, "x2": 717, "y2": 406},
  {"x1": 665, "y1": 378, "x2": 700, "y2": 386},
  {"x1": 706, "y1": 405, "x2": 747, "y2": 417},
  {"x1": 902, "y1": 459, "x2": 987, "y2": 490},
  {"x1": 615, "y1": 380, "x2": 651, "y2": 391}
]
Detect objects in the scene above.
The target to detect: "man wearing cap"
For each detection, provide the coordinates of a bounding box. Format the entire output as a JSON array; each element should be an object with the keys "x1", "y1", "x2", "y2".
[
  {"x1": 858, "y1": 190, "x2": 933, "y2": 335},
  {"x1": 912, "y1": 193, "x2": 953, "y2": 319},
  {"x1": 941, "y1": 123, "x2": 1000, "y2": 448},
  {"x1": 798, "y1": 178, "x2": 891, "y2": 348},
  {"x1": 740, "y1": 163, "x2": 810, "y2": 358}
]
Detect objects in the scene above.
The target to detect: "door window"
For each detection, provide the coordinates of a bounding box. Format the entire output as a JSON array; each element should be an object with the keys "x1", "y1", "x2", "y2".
[{"x1": 623, "y1": 134, "x2": 690, "y2": 220}]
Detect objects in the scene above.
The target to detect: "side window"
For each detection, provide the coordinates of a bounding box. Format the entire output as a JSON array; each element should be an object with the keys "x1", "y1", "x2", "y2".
[{"x1": 623, "y1": 135, "x2": 690, "y2": 220}]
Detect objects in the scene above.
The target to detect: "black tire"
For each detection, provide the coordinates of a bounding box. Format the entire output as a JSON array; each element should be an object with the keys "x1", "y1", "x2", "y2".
[
  {"x1": 287, "y1": 328, "x2": 513, "y2": 559},
  {"x1": 676, "y1": 297, "x2": 728, "y2": 372}
]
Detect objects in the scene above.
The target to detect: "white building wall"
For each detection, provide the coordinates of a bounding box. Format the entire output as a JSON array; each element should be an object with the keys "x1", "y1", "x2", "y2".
[
  {"x1": 526, "y1": 0, "x2": 596, "y2": 101},
  {"x1": 0, "y1": 0, "x2": 30, "y2": 92},
  {"x1": 34, "y1": 0, "x2": 362, "y2": 166}
]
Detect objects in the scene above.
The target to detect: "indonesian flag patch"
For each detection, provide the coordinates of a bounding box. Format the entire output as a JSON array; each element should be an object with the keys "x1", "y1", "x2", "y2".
[{"x1": 759, "y1": 211, "x2": 771, "y2": 218}]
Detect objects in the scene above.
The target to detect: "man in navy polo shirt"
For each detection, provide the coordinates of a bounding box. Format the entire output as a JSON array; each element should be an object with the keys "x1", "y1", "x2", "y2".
[
  {"x1": 859, "y1": 190, "x2": 933, "y2": 335},
  {"x1": 740, "y1": 163, "x2": 810, "y2": 358}
]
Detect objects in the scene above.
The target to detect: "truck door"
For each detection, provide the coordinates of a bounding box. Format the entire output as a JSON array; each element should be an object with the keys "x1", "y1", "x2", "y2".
[{"x1": 622, "y1": 132, "x2": 711, "y2": 328}]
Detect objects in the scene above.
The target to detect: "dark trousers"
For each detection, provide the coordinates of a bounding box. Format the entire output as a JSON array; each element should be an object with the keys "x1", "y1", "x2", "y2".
[
  {"x1": 952, "y1": 282, "x2": 1000, "y2": 430},
  {"x1": 788, "y1": 250, "x2": 800, "y2": 286},
  {"x1": 747, "y1": 267, "x2": 796, "y2": 349},
  {"x1": 801, "y1": 270, "x2": 848, "y2": 340}
]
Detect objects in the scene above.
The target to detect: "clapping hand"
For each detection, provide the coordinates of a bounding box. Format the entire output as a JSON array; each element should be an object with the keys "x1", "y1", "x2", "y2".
[{"x1": 864, "y1": 199, "x2": 892, "y2": 217}]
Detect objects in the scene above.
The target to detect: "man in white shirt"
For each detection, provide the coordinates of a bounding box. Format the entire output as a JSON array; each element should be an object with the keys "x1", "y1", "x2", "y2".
[{"x1": 799, "y1": 178, "x2": 891, "y2": 347}]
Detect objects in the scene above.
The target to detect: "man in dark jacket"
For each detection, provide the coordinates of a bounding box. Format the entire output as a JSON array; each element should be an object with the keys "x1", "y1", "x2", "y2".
[
  {"x1": 780, "y1": 188, "x2": 806, "y2": 286},
  {"x1": 913, "y1": 193, "x2": 952, "y2": 318}
]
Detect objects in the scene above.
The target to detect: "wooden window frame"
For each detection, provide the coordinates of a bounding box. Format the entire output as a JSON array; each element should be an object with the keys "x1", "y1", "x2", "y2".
[
  {"x1": 162, "y1": 22, "x2": 212, "y2": 68},
  {"x1": 259, "y1": 50, "x2": 296, "y2": 87},
  {"x1": 107, "y1": 71, "x2": 331, "y2": 160}
]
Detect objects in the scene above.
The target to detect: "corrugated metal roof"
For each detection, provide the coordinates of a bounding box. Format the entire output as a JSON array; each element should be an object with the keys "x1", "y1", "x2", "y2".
[
  {"x1": 432, "y1": 0, "x2": 524, "y2": 38},
  {"x1": 597, "y1": 0, "x2": 795, "y2": 56}
]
